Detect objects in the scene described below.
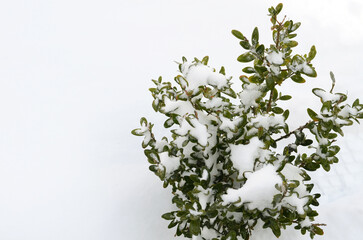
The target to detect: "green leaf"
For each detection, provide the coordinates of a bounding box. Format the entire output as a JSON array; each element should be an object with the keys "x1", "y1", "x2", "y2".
[
  {"x1": 273, "y1": 194, "x2": 283, "y2": 206},
  {"x1": 219, "y1": 66, "x2": 226, "y2": 75},
  {"x1": 201, "y1": 56, "x2": 209, "y2": 65},
  {"x1": 286, "y1": 40, "x2": 298, "y2": 48},
  {"x1": 161, "y1": 212, "x2": 175, "y2": 220},
  {"x1": 353, "y1": 98, "x2": 360, "y2": 107},
  {"x1": 270, "y1": 16, "x2": 276, "y2": 25},
  {"x1": 168, "y1": 220, "x2": 178, "y2": 229},
  {"x1": 272, "y1": 88, "x2": 278, "y2": 100},
  {"x1": 291, "y1": 74, "x2": 306, "y2": 83},
  {"x1": 252, "y1": 27, "x2": 259, "y2": 45},
  {"x1": 327, "y1": 133, "x2": 338, "y2": 139},
  {"x1": 144, "y1": 149, "x2": 159, "y2": 164},
  {"x1": 140, "y1": 117, "x2": 148, "y2": 126},
  {"x1": 275, "y1": 3, "x2": 283, "y2": 15},
  {"x1": 226, "y1": 230, "x2": 237, "y2": 240},
  {"x1": 333, "y1": 125, "x2": 344, "y2": 136},
  {"x1": 303, "y1": 65, "x2": 317, "y2": 77},
  {"x1": 223, "y1": 87, "x2": 237, "y2": 98},
  {"x1": 330, "y1": 71, "x2": 336, "y2": 83},
  {"x1": 172, "y1": 196, "x2": 184, "y2": 207},
  {"x1": 280, "y1": 95, "x2": 292, "y2": 101},
  {"x1": 256, "y1": 44, "x2": 265, "y2": 55},
  {"x1": 189, "y1": 219, "x2": 201, "y2": 235},
  {"x1": 258, "y1": 127, "x2": 264, "y2": 138},
  {"x1": 237, "y1": 52, "x2": 255, "y2": 62},
  {"x1": 288, "y1": 33, "x2": 297, "y2": 38},
  {"x1": 322, "y1": 162, "x2": 331, "y2": 171},
  {"x1": 176, "y1": 210, "x2": 188, "y2": 218},
  {"x1": 164, "y1": 118, "x2": 174, "y2": 128},
  {"x1": 291, "y1": 22, "x2": 301, "y2": 32},
  {"x1": 266, "y1": 75, "x2": 275, "y2": 90},
  {"x1": 206, "y1": 209, "x2": 218, "y2": 218},
  {"x1": 313, "y1": 225, "x2": 324, "y2": 235},
  {"x1": 301, "y1": 139, "x2": 313, "y2": 146},
  {"x1": 268, "y1": 7, "x2": 275, "y2": 15},
  {"x1": 307, "y1": 108, "x2": 318, "y2": 120},
  {"x1": 284, "y1": 20, "x2": 292, "y2": 29},
  {"x1": 232, "y1": 30, "x2": 245, "y2": 40},
  {"x1": 330, "y1": 145, "x2": 340, "y2": 154},
  {"x1": 189, "y1": 174, "x2": 200, "y2": 183},
  {"x1": 283, "y1": 109, "x2": 290, "y2": 120},
  {"x1": 270, "y1": 219, "x2": 281, "y2": 237},
  {"x1": 149, "y1": 165, "x2": 157, "y2": 173},
  {"x1": 242, "y1": 67, "x2": 255, "y2": 74},
  {"x1": 239, "y1": 75, "x2": 249, "y2": 83},
  {"x1": 254, "y1": 65, "x2": 267, "y2": 75},
  {"x1": 131, "y1": 128, "x2": 145, "y2": 136},
  {"x1": 240, "y1": 40, "x2": 251, "y2": 50},
  {"x1": 272, "y1": 107, "x2": 284, "y2": 114},
  {"x1": 249, "y1": 74, "x2": 263, "y2": 84},
  {"x1": 152, "y1": 99, "x2": 159, "y2": 111},
  {"x1": 307, "y1": 45, "x2": 317, "y2": 62},
  {"x1": 304, "y1": 162, "x2": 320, "y2": 171}
]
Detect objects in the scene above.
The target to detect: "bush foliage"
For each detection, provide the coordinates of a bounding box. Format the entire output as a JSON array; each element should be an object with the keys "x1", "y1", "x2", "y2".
[{"x1": 132, "y1": 3, "x2": 363, "y2": 239}]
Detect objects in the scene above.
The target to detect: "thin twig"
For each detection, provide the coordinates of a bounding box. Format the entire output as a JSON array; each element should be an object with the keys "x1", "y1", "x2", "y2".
[
  {"x1": 266, "y1": 89, "x2": 274, "y2": 113},
  {"x1": 275, "y1": 121, "x2": 314, "y2": 142}
]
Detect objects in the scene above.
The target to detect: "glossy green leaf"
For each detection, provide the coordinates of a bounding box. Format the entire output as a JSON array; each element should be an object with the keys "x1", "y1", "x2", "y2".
[
  {"x1": 307, "y1": 45, "x2": 317, "y2": 62},
  {"x1": 266, "y1": 76, "x2": 275, "y2": 90},
  {"x1": 189, "y1": 219, "x2": 201, "y2": 235},
  {"x1": 254, "y1": 65, "x2": 267, "y2": 75},
  {"x1": 242, "y1": 67, "x2": 255, "y2": 74},
  {"x1": 286, "y1": 40, "x2": 298, "y2": 48},
  {"x1": 252, "y1": 27, "x2": 259, "y2": 45},
  {"x1": 219, "y1": 66, "x2": 226, "y2": 75},
  {"x1": 162, "y1": 212, "x2": 175, "y2": 220},
  {"x1": 232, "y1": 30, "x2": 245, "y2": 40},
  {"x1": 291, "y1": 74, "x2": 306, "y2": 83},
  {"x1": 303, "y1": 65, "x2": 317, "y2": 77},
  {"x1": 201, "y1": 56, "x2": 209, "y2": 65},
  {"x1": 280, "y1": 95, "x2": 292, "y2": 100},
  {"x1": 313, "y1": 225, "x2": 324, "y2": 235},
  {"x1": 131, "y1": 128, "x2": 145, "y2": 136},
  {"x1": 237, "y1": 52, "x2": 255, "y2": 62},
  {"x1": 291, "y1": 22, "x2": 301, "y2": 32},
  {"x1": 307, "y1": 108, "x2": 318, "y2": 120},
  {"x1": 240, "y1": 40, "x2": 251, "y2": 50},
  {"x1": 270, "y1": 219, "x2": 281, "y2": 237},
  {"x1": 168, "y1": 220, "x2": 178, "y2": 229},
  {"x1": 256, "y1": 44, "x2": 265, "y2": 55},
  {"x1": 275, "y1": 3, "x2": 283, "y2": 15},
  {"x1": 226, "y1": 230, "x2": 237, "y2": 240},
  {"x1": 283, "y1": 109, "x2": 290, "y2": 120},
  {"x1": 353, "y1": 98, "x2": 360, "y2": 107},
  {"x1": 273, "y1": 107, "x2": 284, "y2": 114}
]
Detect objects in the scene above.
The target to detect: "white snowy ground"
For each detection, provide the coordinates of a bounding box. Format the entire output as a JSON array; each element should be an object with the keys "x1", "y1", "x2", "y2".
[{"x1": 0, "y1": 0, "x2": 362, "y2": 239}]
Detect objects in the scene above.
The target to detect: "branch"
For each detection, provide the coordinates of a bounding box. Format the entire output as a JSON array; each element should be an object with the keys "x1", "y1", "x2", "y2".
[
  {"x1": 211, "y1": 226, "x2": 224, "y2": 236},
  {"x1": 312, "y1": 223, "x2": 327, "y2": 227},
  {"x1": 266, "y1": 89, "x2": 274, "y2": 113},
  {"x1": 271, "y1": 15, "x2": 286, "y2": 50},
  {"x1": 275, "y1": 121, "x2": 314, "y2": 142}
]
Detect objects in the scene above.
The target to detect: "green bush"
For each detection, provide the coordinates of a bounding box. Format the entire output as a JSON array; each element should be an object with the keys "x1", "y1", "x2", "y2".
[{"x1": 132, "y1": 3, "x2": 363, "y2": 239}]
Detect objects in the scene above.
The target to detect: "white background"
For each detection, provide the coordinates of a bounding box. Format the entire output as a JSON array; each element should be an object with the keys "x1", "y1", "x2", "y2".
[{"x1": 0, "y1": 0, "x2": 362, "y2": 239}]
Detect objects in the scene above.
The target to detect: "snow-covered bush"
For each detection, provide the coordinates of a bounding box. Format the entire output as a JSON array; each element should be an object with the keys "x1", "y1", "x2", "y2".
[{"x1": 132, "y1": 3, "x2": 363, "y2": 239}]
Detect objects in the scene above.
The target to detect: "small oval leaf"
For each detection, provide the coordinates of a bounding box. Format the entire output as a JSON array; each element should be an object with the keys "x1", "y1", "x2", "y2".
[{"x1": 237, "y1": 52, "x2": 255, "y2": 62}]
